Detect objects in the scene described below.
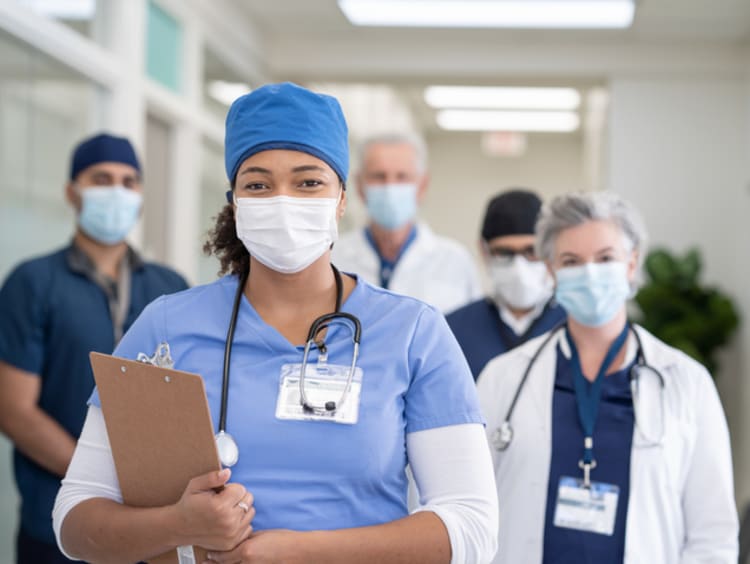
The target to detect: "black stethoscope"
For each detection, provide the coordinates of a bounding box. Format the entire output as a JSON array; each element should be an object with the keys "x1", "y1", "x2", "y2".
[
  {"x1": 214, "y1": 264, "x2": 362, "y2": 467},
  {"x1": 491, "y1": 322, "x2": 666, "y2": 451}
]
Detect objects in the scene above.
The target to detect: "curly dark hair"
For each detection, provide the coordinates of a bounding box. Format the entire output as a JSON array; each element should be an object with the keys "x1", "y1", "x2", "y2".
[{"x1": 203, "y1": 203, "x2": 249, "y2": 276}]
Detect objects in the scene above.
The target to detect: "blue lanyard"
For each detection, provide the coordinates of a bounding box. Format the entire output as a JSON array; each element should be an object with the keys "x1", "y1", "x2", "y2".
[{"x1": 565, "y1": 323, "x2": 629, "y2": 485}]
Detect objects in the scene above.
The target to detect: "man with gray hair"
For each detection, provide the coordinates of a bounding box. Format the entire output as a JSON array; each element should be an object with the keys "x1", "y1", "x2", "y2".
[{"x1": 332, "y1": 133, "x2": 481, "y2": 314}]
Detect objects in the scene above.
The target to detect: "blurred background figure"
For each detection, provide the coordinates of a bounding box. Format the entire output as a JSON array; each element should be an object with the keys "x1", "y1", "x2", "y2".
[
  {"x1": 447, "y1": 189, "x2": 565, "y2": 379},
  {"x1": 332, "y1": 133, "x2": 481, "y2": 314},
  {"x1": 477, "y1": 192, "x2": 737, "y2": 564},
  {"x1": 0, "y1": 133, "x2": 187, "y2": 563}
]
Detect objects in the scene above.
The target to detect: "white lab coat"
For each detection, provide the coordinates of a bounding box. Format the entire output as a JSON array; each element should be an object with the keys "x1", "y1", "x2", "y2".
[
  {"x1": 476, "y1": 325, "x2": 738, "y2": 564},
  {"x1": 332, "y1": 222, "x2": 482, "y2": 314}
]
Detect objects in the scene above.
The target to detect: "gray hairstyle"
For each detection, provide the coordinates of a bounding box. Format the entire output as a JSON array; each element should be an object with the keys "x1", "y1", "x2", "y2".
[
  {"x1": 536, "y1": 191, "x2": 648, "y2": 270},
  {"x1": 358, "y1": 132, "x2": 428, "y2": 175}
]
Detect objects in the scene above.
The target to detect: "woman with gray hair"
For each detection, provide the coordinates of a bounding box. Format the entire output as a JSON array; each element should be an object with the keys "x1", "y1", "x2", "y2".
[{"x1": 477, "y1": 191, "x2": 738, "y2": 563}]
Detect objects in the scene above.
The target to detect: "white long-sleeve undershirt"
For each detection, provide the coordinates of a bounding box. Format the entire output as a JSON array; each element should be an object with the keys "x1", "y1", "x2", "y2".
[{"x1": 53, "y1": 406, "x2": 498, "y2": 563}]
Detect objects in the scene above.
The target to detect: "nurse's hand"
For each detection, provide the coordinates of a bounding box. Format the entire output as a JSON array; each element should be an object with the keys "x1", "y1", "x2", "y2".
[
  {"x1": 171, "y1": 468, "x2": 255, "y2": 551},
  {"x1": 204, "y1": 530, "x2": 301, "y2": 563}
]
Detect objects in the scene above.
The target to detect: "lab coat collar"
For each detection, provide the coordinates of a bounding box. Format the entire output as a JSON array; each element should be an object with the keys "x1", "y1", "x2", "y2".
[
  {"x1": 519, "y1": 322, "x2": 681, "y2": 374},
  {"x1": 407, "y1": 221, "x2": 437, "y2": 252},
  {"x1": 496, "y1": 322, "x2": 684, "y2": 463},
  {"x1": 556, "y1": 323, "x2": 639, "y2": 371},
  {"x1": 360, "y1": 221, "x2": 436, "y2": 260}
]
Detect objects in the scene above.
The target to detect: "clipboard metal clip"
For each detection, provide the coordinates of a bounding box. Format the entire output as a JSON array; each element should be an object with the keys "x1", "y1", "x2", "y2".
[{"x1": 136, "y1": 342, "x2": 175, "y2": 369}]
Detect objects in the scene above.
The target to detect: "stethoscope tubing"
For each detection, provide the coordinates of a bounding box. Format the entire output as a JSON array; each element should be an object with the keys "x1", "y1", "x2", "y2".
[
  {"x1": 219, "y1": 265, "x2": 361, "y2": 432},
  {"x1": 299, "y1": 310, "x2": 362, "y2": 414},
  {"x1": 220, "y1": 268, "x2": 249, "y2": 433}
]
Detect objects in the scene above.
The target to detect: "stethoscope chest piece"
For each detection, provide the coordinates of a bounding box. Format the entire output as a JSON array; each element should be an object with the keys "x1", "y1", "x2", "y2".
[
  {"x1": 215, "y1": 430, "x2": 239, "y2": 467},
  {"x1": 492, "y1": 421, "x2": 513, "y2": 451}
]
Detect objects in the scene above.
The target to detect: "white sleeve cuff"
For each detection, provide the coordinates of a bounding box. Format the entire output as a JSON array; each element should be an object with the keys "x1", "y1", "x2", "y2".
[
  {"x1": 407, "y1": 423, "x2": 499, "y2": 564},
  {"x1": 52, "y1": 405, "x2": 122, "y2": 560}
]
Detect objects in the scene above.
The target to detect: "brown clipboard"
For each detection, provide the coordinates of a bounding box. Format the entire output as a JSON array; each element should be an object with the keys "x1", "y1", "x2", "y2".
[{"x1": 90, "y1": 352, "x2": 222, "y2": 564}]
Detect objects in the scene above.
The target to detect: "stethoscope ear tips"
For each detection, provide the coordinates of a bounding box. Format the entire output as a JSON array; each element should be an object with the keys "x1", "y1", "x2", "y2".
[{"x1": 325, "y1": 401, "x2": 336, "y2": 412}]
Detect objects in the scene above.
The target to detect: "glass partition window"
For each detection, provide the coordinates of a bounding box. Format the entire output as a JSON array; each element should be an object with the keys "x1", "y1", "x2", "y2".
[
  {"x1": 146, "y1": 0, "x2": 182, "y2": 92},
  {"x1": 0, "y1": 28, "x2": 104, "y2": 281},
  {"x1": 12, "y1": 0, "x2": 108, "y2": 44},
  {"x1": 0, "y1": 27, "x2": 105, "y2": 563},
  {"x1": 197, "y1": 139, "x2": 227, "y2": 284},
  {"x1": 202, "y1": 47, "x2": 251, "y2": 122}
]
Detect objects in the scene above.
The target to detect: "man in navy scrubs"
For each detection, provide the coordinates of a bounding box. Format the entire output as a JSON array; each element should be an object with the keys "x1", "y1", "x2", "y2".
[{"x1": 0, "y1": 133, "x2": 188, "y2": 563}]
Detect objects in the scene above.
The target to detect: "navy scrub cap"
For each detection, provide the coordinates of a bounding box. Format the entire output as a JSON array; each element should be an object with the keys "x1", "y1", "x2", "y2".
[
  {"x1": 481, "y1": 189, "x2": 543, "y2": 241},
  {"x1": 224, "y1": 82, "x2": 349, "y2": 184},
  {"x1": 70, "y1": 133, "x2": 141, "y2": 180}
]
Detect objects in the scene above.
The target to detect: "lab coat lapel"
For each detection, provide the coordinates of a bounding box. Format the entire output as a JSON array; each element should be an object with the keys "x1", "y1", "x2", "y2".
[
  {"x1": 389, "y1": 222, "x2": 435, "y2": 287},
  {"x1": 527, "y1": 331, "x2": 562, "y2": 425},
  {"x1": 632, "y1": 324, "x2": 679, "y2": 374}
]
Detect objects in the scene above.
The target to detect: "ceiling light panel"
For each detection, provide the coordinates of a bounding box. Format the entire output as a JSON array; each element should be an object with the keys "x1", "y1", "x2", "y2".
[
  {"x1": 338, "y1": 0, "x2": 635, "y2": 29},
  {"x1": 18, "y1": 0, "x2": 95, "y2": 20},
  {"x1": 436, "y1": 109, "x2": 580, "y2": 132},
  {"x1": 424, "y1": 86, "x2": 581, "y2": 110}
]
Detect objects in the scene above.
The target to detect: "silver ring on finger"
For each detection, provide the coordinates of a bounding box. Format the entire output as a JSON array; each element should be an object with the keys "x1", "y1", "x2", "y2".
[{"x1": 236, "y1": 500, "x2": 250, "y2": 513}]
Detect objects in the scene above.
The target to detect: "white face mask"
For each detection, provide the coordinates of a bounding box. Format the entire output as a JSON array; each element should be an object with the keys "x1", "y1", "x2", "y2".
[
  {"x1": 234, "y1": 194, "x2": 340, "y2": 274},
  {"x1": 488, "y1": 256, "x2": 553, "y2": 311}
]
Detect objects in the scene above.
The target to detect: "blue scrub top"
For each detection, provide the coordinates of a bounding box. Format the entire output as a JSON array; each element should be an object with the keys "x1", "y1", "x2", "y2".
[
  {"x1": 91, "y1": 274, "x2": 483, "y2": 532},
  {"x1": 542, "y1": 345, "x2": 635, "y2": 564},
  {"x1": 0, "y1": 244, "x2": 188, "y2": 544},
  {"x1": 446, "y1": 298, "x2": 566, "y2": 380}
]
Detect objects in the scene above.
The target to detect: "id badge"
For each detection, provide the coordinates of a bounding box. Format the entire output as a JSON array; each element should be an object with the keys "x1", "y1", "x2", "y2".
[
  {"x1": 177, "y1": 546, "x2": 196, "y2": 564},
  {"x1": 553, "y1": 476, "x2": 619, "y2": 535},
  {"x1": 275, "y1": 363, "x2": 363, "y2": 424}
]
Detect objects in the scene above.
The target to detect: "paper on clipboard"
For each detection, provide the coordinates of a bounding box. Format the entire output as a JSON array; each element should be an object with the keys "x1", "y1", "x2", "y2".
[{"x1": 90, "y1": 352, "x2": 222, "y2": 564}]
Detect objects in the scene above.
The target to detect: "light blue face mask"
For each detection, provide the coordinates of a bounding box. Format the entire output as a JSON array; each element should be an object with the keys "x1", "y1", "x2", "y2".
[
  {"x1": 78, "y1": 186, "x2": 143, "y2": 245},
  {"x1": 364, "y1": 183, "x2": 417, "y2": 230},
  {"x1": 554, "y1": 262, "x2": 631, "y2": 327}
]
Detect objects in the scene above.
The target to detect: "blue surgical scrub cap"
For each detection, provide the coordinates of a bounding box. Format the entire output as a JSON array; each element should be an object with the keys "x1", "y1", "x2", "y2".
[
  {"x1": 70, "y1": 133, "x2": 141, "y2": 180},
  {"x1": 224, "y1": 82, "x2": 349, "y2": 184}
]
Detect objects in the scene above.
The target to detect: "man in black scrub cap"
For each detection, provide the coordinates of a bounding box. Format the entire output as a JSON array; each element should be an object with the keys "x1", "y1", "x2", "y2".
[{"x1": 447, "y1": 189, "x2": 565, "y2": 380}]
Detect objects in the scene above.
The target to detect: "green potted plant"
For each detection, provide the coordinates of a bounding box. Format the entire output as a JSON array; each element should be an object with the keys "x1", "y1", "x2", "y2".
[{"x1": 633, "y1": 247, "x2": 740, "y2": 375}]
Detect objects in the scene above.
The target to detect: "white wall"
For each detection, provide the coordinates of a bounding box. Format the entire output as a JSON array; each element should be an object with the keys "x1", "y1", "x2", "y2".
[
  {"x1": 607, "y1": 75, "x2": 750, "y2": 505},
  {"x1": 426, "y1": 131, "x2": 586, "y2": 288}
]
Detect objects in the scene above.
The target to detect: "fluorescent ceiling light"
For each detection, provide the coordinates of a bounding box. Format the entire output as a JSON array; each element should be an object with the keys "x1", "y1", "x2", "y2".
[
  {"x1": 436, "y1": 110, "x2": 580, "y2": 132},
  {"x1": 208, "y1": 81, "x2": 252, "y2": 107},
  {"x1": 338, "y1": 0, "x2": 635, "y2": 29},
  {"x1": 425, "y1": 86, "x2": 581, "y2": 110},
  {"x1": 19, "y1": 0, "x2": 95, "y2": 20}
]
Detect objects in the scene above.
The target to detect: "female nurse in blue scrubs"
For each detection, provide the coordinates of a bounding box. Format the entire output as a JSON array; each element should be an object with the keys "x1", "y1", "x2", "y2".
[
  {"x1": 53, "y1": 83, "x2": 498, "y2": 564},
  {"x1": 477, "y1": 192, "x2": 737, "y2": 564}
]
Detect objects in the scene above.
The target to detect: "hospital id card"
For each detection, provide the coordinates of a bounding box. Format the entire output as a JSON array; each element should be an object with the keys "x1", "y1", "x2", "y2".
[
  {"x1": 275, "y1": 363, "x2": 363, "y2": 424},
  {"x1": 553, "y1": 476, "x2": 619, "y2": 536}
]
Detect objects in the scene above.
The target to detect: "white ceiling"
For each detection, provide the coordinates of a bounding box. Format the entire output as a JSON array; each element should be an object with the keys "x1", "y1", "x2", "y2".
[
  {"x1": 225, "y1": 1, "x2": 750, "y2": 134},
  {"x1": 230, "y1": 1, "x2": 750, "y2": 82},
  {"x1": 236, "y1": 0, "x2": 750, "y2": 42}
]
